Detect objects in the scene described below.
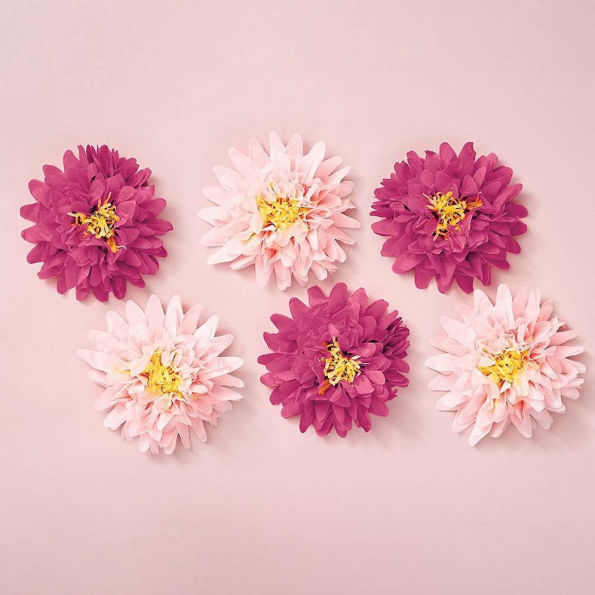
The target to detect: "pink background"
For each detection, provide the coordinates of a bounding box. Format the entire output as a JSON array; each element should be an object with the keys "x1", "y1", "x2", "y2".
[{"x1": 2, "y1": 1, "x2": 594, "y2": 593}]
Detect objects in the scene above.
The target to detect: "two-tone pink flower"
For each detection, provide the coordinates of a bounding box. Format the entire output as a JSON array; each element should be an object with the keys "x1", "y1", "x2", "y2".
[
  {"x1": 199, "y1": 132, "x2": 359, "y2": 290},
  {"x1": 427, "y1": 285, "x2": 585, "y2": 444},
  {"x1": 79, "y1": 295, "x2": 243, "y2": 454}
]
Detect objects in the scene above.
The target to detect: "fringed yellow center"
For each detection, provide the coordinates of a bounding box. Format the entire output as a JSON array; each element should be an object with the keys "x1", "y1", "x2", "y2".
[
  {"x1": 69, "y1": 194, "x2": 120, "y2": 252},
  {"x1": 479, "y1": 349, "x2": 529, "y2": 386},
  {"x1": 426, "y1": 191, "x2": 482, "y2": 239},
  {"x1": 257, "y1": 182, "x2": 309, "y2": 230},
  {"x1": 143, "y1": 350, "x2": 183, "y2": 397},
  {"x1": 318, "y1": 338, "x2": 361, "y2": 394}
]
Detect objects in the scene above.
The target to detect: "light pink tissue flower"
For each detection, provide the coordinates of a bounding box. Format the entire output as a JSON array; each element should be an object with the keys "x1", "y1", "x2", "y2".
[
  {"x1": 78, "y1": 295, "x2": 243, "y2": 454},
  {"x1": 426, "y1": 284, "x2": 585, "y2": 445},
  {"x1": 199, "y1": 132, "x2": 359, "y2": 290}
]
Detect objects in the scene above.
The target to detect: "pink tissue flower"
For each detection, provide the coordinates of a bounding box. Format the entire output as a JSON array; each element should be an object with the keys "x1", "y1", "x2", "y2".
[
  {"x1": 199, "y1": 132, "x2": 359, "y2": 290},
  {"x1": 21, "y1": 145, "x2": 173, "y2": 301},
  {"x1": 258, "y1": 283, "x2": 409, "y2": 437},
  {"x1": 426, "y1": 284, "x2": 585, "y2": 445},
  {"x1": 78, "y1": 295, "x2": 243, "y2": 454},
  {"x1": 371, "y1": 142, "x2": 527, "y2": 293}
]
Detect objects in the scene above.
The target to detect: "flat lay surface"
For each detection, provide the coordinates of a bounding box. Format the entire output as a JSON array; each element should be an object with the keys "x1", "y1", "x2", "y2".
[{"x1": 1, "y1": 0, "x2": 594, "y2": 593}]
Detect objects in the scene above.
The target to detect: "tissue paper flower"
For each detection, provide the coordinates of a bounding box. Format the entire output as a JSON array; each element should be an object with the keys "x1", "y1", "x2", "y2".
[
  {"x1": 371, "y1": 142, "x2": 527, "y2": 293},
  {"x1": 426, "y1": 284, "x2": 585, "y2": 445},
  {"x1": 21, "y1": 145, "x2": 173, "y2": 301},
  {"x1": 199, "y1": 132, "x2": 358, "y2": 290},
  {"x1": 258, "y1": 282, "x2": 409, "y2": 436},
  {"x1": 78, "y1": 295, "x2": 243, "y2": 454}
]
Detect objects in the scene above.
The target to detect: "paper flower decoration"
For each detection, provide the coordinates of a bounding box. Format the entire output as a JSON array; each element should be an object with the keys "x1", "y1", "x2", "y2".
[
  {"x1": 21, "y1": 145, "x2": 173, "y2": 301},
  {"x1": 426, "y1": 284, "x2": 585, "y2": 445},
  {"x1": 258, "y1": 282, "x2": 409, "y2": 436},
  {"x1": 371, "y1": 142, "x2": 527, "y2": 293},
  {"x1": 78, "y1": 295, "x2": 243, "y2": 454},
  {"x1": 199, "y1": 132, "x2": 359, "y2": 290}
]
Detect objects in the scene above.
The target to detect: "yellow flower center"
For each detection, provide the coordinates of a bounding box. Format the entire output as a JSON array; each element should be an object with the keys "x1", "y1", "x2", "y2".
[
  {"x1": 257, "y1": 182, "x2": 309, "y2": 230},
  {"x1": 426, "y1": 191, "x2": 482, "y2": 239},
  {"x1": 69, "y1": 194, "x2": 120, "y2": 252},
  {"x1": 143, "y1": 350, "x2": 183, "y2": 397},
  {"x1": 479, "y1": 349, "x2": 529, "y2": 386},
  {"x1": 318, "y1": 338, "x2": 361, "y2": 394}
]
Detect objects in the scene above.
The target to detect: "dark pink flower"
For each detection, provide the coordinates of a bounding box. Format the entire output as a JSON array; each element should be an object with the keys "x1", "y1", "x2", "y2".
[
  {"x1": 258, "y1": 282, "x2": 410, "y2": 437},
  {"x1": 371, "y1": 142, "x2": 527, "y2": 293},
  {"x1": 21, "y1": 145, "x2": 173, "y2": 301}
]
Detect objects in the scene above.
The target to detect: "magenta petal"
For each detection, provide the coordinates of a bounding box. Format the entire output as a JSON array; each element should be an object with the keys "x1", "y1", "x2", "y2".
[
  {"x1": 456, "y1": 274, "x2": 474, "y2": 293},
  {"x1": 354, "y1": 374, "x2": 374, "y2": 395},
  {"x1": 393, "y1": 253, "x2": 425, "y2": 273}
]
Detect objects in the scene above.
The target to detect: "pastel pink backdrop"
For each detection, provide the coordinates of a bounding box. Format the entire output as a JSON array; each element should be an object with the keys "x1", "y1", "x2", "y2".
[{"x1": 1, "y1": 1, "x2": 594, "y2": 593}]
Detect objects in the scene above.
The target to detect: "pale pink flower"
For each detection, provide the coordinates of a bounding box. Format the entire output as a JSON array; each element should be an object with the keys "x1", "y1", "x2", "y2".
[
  {"x1": 426, "y1": 284, "x2": 585, "y2": 445},
  {"x1": 78, "y1": 295, "x2": 243, "y2": 454},
  {"x1": 199, "y1": 132, "x2": 358, "y2": 290}
]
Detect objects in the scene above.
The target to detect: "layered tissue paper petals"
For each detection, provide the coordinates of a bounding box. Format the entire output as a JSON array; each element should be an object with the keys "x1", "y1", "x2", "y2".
[
  {"x1": 199, "y1": 132, "x2": 359, "y2": 290},
  {"x1": 258, "y1": 282, "x2": 410, "y2": 437},
  {"x1": 371, "y1": 142, "x2": 527, "y2": 293},
  {"x1": 21, "y1": 145, "x2": 173, "y2": 301},
  {"x1": 426, "y1": 284, "x2": 585, "y2": 445},
  {"x1": 78, "y1": 295, "x2": 243, "y2": 454}
]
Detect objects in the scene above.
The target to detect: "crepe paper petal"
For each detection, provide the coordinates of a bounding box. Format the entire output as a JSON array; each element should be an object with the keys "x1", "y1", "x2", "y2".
[
  {"x1": 426, "y1": 284, "x2": 585, "y2": 446},
  {"x1": 371, "y1": 142, "x2": 527, "y2": 294},
  {"x1": 258, "y1": 282, "x2": 410, "y2": 437},
  {"x1": 199, "y1": 132, "x2": 359, "y2": 291},
  {"x1": 78, "y1": 295, "x2": 243, "y2": 454},
  {"x1": 21, "y1": 145, "x2": 173, "y2": 301}
]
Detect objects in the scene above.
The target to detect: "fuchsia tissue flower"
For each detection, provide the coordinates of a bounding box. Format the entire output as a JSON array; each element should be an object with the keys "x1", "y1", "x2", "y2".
[
  {"x1": 21, "y1": 145, "x2": 173, "y2": 301},
  {"x1": 258, "y1": 283, "x2": 409, "y2": 437},
  {"x1": 371, "y1": 142, "x2": 527, "y2": 293},
  {"x1": 199, "y1": 132, "x2": 359, "y2": 290},
  {"x1": 78, "y1": 295, "x2": 243, "y2": 454},
  {"x1": 426, "y1": 285, "x2": 585, "y2": 445}
]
